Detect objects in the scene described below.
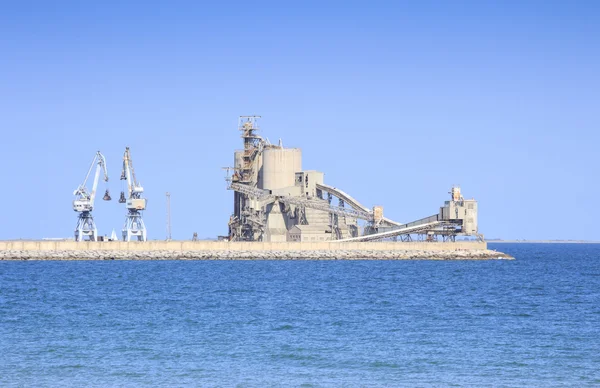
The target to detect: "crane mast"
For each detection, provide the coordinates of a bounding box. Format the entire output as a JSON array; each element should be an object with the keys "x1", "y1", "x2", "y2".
[
  {"x1": 119, "y1": 147, "x2": 147, "y2": 241},
  {"x1": 73, "y1": 151, "x2": 111, "y2": 241}
]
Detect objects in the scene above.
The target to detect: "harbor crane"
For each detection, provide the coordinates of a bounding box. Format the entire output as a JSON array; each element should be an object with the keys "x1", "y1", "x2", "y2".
[
  {"x1": 73, "y1": 151, "x2": 111, "y2": 241},
  {"x1": 119, "y1": 147, "x2": 147, "y2": 241}
]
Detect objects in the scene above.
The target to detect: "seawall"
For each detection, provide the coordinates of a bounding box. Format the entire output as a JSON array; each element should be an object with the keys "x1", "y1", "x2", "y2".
[{"x1": 0, "y1": 240, "x2": 513, "y2": 260}]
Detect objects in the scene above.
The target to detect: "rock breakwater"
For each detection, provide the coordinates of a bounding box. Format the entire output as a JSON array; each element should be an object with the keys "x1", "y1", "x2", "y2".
[{"x1": 0, "y1": 249, "x2": 513, "y2": 260}]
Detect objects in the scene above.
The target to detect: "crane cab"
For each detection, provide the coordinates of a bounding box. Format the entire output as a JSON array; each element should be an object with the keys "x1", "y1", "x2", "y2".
[
  {"x1": 73, "y1": 200, "x2": 92, "y2": 212},
  {"x1": 127, "y1": 198, "x2": 147, "y2": 211}
]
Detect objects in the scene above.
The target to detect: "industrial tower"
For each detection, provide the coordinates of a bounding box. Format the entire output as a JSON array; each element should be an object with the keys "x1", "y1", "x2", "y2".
[
  {"x1": 226, "y1": 116, "x2": 361, "y2": 242},
  {"x1": 72, "y1": 151, "x2": 111, "y2": 241},
  {"x1": 228, "y1": 116, "x2": 266, "y2": 241},
  {"x1": 119, "y1": 147, "x2": 147, "y2": 241}
]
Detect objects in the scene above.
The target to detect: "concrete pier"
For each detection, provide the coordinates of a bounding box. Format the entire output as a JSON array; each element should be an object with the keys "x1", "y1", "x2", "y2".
[{"x1": 0, "y1": 240, "x2": 512, "y2": 260}]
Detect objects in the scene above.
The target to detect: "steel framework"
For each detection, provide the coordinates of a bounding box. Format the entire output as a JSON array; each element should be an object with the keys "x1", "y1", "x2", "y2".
[{"x1": 73, "y1": 151, "x2": 110, "y2": 241}]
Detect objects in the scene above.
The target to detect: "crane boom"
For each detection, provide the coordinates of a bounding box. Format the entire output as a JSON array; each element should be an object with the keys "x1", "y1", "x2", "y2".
[
  {"x1": 89, "y1": 152, "x2": 109, "y2": 207},
  {"x1": 120, "y1": 147, "x2": 145, "y2": 206},
  {"x1": 123, "y1": 148, "x2": 133, "y2": 196},
  {"x1": 73, "y1": 151, "x2": 110, "y2": 212},
  {"x1": 73, "y1": 154, "x2": 96, "y2": 199}
]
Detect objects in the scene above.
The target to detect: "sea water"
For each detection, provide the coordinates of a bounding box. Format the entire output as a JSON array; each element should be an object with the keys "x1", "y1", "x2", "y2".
[{"x1": 1, "y1": 243, "x2": 599, "y2": 386}]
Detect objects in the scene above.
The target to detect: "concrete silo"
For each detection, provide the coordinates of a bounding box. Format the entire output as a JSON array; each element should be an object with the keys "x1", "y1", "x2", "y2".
[{"x1": 259, "y1": 147, "x2": 302, "y2": 192}]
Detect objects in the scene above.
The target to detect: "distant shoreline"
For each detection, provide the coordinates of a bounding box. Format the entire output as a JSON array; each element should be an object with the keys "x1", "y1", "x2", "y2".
[{"x1": 488, "y1": 240, "x2": 600, "y2": 244}]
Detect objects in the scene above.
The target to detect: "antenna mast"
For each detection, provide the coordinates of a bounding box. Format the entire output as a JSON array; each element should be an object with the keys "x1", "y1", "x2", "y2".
[{"x1": 166, "y1": 192, "x2": 172, "y2": 241}]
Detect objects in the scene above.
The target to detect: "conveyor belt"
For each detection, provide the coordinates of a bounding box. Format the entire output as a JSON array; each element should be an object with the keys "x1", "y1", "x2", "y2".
[
  {"x1": 228, "y1": 182, "x2": 372, "y2": 220},
  {"x1": 279, "y1": 196, "x2": 373, "y2": 221},
  {"x1": 229, "y1": 181, "x2": 403, "y2": 225},
  {"x1": 335, "y1": 215, "x2": 442, "y2": 242},
  {"x1": 316, "y1": 183, "x2": 402, "y2": 226}
]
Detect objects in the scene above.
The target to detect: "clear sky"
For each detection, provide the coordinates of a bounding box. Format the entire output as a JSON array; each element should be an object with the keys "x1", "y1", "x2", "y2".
[{"x1": 0, "y1": 1, "x2": 598, "y2": 241}]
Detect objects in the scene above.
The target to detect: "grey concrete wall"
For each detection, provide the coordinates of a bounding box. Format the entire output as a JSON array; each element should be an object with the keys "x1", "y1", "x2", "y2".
[{"x1": 0, "y1": 240, "x2": 487, "y2": 252}]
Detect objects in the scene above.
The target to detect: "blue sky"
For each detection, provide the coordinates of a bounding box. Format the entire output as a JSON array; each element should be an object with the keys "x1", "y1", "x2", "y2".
[{"x1": 0, "y1": 1, "x2": 598, "y2": 240}]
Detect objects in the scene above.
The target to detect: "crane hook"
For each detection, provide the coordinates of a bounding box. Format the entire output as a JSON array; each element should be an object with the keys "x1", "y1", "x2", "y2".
[
  {"x1": 119, "y1": 191, "x2": 126, "y2": 203},
  {"x1": 103, "y1": 190, "x2": 112, "y2": 201}
]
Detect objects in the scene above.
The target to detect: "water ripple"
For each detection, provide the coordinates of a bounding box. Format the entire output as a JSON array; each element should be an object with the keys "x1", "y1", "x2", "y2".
[{"x1": 0, "y1": 243, "x2": 599, "y2": 386}]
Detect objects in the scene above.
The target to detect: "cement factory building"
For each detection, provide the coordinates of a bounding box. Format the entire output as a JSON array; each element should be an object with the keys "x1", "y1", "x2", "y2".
[{"x1": 226, "y1": 116, "x2": 481, "y2": 243}]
